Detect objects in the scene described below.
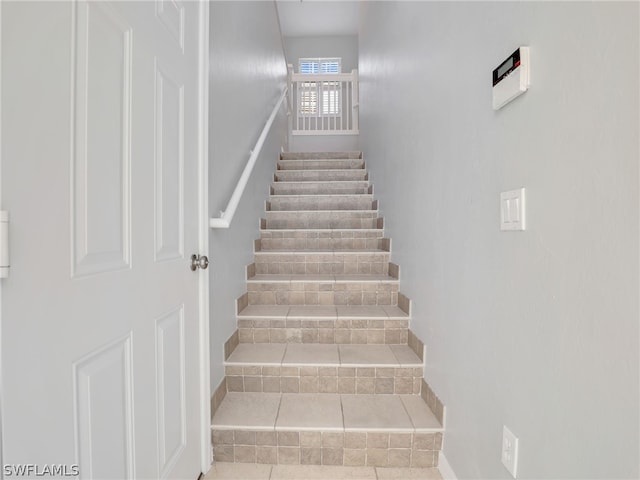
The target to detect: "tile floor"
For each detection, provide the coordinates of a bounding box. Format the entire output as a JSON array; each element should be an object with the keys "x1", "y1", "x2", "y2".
[{"x1": 202, "y1": 462, "x2": 442, "y2": 480}]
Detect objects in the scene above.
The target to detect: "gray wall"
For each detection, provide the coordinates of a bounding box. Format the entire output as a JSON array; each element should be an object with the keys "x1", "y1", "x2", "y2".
[
  {"x1": 358, "y1": 2, "x2": 639, "y2": 478},
  {"x1": 208, "y1": 1, "x2": 287, "y2": 390},
  {"x1": 284, "y1": 35, "x2": 358, "y2": 72}
]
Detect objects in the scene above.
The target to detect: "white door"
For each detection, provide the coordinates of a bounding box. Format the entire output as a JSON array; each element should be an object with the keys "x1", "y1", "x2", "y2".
[{"x1": 0, "y1": 1, "x2": 206, "y2": 479}]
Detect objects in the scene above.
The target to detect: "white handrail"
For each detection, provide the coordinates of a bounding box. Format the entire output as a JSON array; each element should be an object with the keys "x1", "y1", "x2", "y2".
[{"x1": 210, "y1": 88, "x2": 288, "y2": 229}]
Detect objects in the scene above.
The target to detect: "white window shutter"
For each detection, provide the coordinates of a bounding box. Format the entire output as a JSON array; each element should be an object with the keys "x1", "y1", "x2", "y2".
[{"x1": 296, "y1": 58, "x2": 342, "y2": 117}]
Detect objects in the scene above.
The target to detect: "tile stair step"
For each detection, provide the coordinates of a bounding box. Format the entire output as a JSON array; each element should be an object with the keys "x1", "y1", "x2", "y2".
[
  {"x1": 253, "y1": 249, "x2": 390, "y2": 256},
  {"x1": 237, "y1": 326, "x2": 409, "y2": 346},
  {"x1": 259, "y1": 230, "x2": 386, "y2": 251},
  {"x1": 226, "y1": 344, "x2": 422, "y2": 367},
  {"x1": 255, "y1": 248, "x2": 389, "y2": 254},
  {"x1": 267, "y1": 195, "x2": 376, "y2": 212},
  {"x1": 277, "y1": 159, "x2": 365, "y2": 170},
  {"x1": 264, "y1": 211, "x2": 381, "y2": 230},
  {"x1": 212, "y1": 392, "x2": 442, "y2": 435},
  {"x1": 247, "y1": 273, "x2": 399, "y2": 283},
  {"x1": 238, "y1": 305, "x2": 409, "y2": 320},
  {"x1": 280, "y1": 151, "x2": 363, "y2": 160},
  {"x1": 211, "y1": 393, "x2": 442, "y2": 467},
  {"x1": 246, "y1": 277, "x2": 399, "y2": 307},
  {"x1": 253, "y1": 250, "x2": 391, "y2": 262},
  {"x1": 253, "y1": 264, "x2": 392, "y2": 276},
  {"x1": 253, "y1": 250, "x2": 391, "y2": 276},
  {"x1": 271, "y1": 181, "x2": 371, "y2": 195},
  {"x1": 275, "y1": 170, "x2": 368, "y2": 182},
  {"x1": 236, "y1": 305, "x2": 410, "y2": 346},
  {"x1": 260, "y1": 227, "x2": 384, "y2": 235},
  {"x1": 224, "y1": 349, "x2": 423, "y2": 394}
]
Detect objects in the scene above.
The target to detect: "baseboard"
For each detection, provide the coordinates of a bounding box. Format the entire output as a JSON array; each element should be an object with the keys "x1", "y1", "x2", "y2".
[{"x1": 438, "y1": 451, "x2": 458, "y2": 480}]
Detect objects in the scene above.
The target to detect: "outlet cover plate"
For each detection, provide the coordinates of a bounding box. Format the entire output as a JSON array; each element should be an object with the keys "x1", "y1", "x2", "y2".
[{"x1": 501, "y1": 425, "x2": 519, "y2": 478}]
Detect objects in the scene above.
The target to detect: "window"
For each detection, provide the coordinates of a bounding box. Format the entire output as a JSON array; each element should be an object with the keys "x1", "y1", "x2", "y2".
[
  {"x1": 297, "y1": 58, "x2": 342, "y2": 116},
  {"x1": 298, "y1": 57, "x2": 341, "y2": 75}
]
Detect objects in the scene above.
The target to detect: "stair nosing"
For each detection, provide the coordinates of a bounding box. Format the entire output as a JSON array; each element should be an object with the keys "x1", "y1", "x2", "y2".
[
  {"x1": 254, "y1": 250, "x2": 389, "y2": 255},
  {"x1": 275, "y1": 169, "x2": 366, "y2": 173},
  {"x1": 273, "y1": 180, "x2": 369, "y2": 184},
  {"x1": 268, "y1": 194, "x2": 373, "y2": 198},
  {"x1": 246, "y1": 275, "x2": 399, "y2": 283},
  {"x1": 260, "y1": 228, "x2": 383, "y2": 232},
  {"x1": 265, "y1": 209, "x2": 378, "y2": 213},
  {"x1": 237, "y1": 305, "x2": 409, "y2": 319},
  {"x1": 277, "y1": 157, "x2": 364, "y2": 162},
  {"x1": 225, "y1": 345, "x2": 422, "y2": 368}
]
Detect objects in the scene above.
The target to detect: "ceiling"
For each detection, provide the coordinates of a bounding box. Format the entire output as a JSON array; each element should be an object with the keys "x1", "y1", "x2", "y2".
[{"x1": 276, "y1": 1, "x2": 360, "y2": 37}]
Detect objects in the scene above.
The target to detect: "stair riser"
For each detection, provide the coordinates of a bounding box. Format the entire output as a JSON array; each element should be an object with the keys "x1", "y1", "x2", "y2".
[
  {"x1": 265, "y1": 211, "x2": 379, "y2": 230},
  {"x1": 237, "y1": 318, "x2": 409, "y2": 345},
  {"x1": 275, "y1": 171, "x2": 367, "y2": 182},
  {"x1": 247, "y1": 283, "x2": 399, "y2": 306},
  {"x1": 267, "y1": 197, "x2": 375, "y2": 211},
  {"x1": 280, "y1": 151, "x2": 362, "y2": 160},
  {"x1": 224, "y1": 366, "x2": 422, "y2": 395},
  {"x1": 271, "y1": 183, "x2": 371, "y2": 195},
  {"x1": 212, "y1": 430, "x2": 441, "y2": 467},
  {"x1": 260, "y1": 238, "x2": 385, "y2": 251},
  {"x1": 254, "y1": 254, "x2": 391, "y2": 275},
  {"x1": 265, "y1": 220, "x2": 380, "y2": 229},
  {"x1": 259, "y1": 232, "x2": 386, "y2": 252},
  {"x1": 277, "y1": 159, "x2": 365, "y2": 170}
]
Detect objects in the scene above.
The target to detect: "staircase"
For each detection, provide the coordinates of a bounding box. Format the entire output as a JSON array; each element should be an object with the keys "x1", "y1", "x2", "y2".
[{"x1": 211, "y1": 151, "x2": 445, "y2": 469}]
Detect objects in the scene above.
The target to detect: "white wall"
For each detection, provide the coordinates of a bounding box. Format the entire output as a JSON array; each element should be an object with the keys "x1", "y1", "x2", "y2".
[
  {"x1": 208, "y1": 1, "x2": 287, "y2": 390},
  {"x1": 359, "y1": 2, "x2": 638, "y2": 478}
]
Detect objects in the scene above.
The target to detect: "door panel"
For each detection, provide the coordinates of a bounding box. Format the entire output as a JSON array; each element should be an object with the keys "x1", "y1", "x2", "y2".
[
  {"x1": 72, "y1": 1, "x2": 132, "y2": 277},
  {"x1": 74, "y1": 335, "x2": 135, "y2": 479},
  {"x1": 156, "y1": 306, "x2": 186, "y2": 476},
  {"x1": 1, "y1": 1, "x2": 203, "y2": 478},
  {"x1": 154, "y1": 61, "x2": 185, "y2": 263}
]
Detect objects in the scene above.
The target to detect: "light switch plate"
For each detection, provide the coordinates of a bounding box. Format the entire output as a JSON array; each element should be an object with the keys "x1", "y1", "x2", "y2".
[
  {"x1": 500, "y1": 188, "x2": 525, "y2": 231},
  {"x1": 501, "y1": 425, "x2": 519, "y2": 478}
]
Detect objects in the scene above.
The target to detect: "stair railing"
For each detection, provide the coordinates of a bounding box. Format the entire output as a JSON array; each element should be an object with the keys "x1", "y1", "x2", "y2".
[{"x1": 209, "y1": 87, "x2": 288, "y2": 229}]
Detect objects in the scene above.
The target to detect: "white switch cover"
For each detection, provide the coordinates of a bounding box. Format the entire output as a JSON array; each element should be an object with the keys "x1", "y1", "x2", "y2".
[
  {"x1": 500, "y1": 188, "x2": 525, "y2": 231},
  {"x1": 501, "y1": 426, "x2": 519, "y2": 478}
]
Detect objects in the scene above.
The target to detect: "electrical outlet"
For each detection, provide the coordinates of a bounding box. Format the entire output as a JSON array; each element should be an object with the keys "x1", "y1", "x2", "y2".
[{"x1": 501, "y1": 426, "x2": 519, "y2": 478}]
